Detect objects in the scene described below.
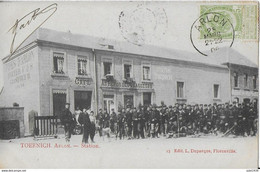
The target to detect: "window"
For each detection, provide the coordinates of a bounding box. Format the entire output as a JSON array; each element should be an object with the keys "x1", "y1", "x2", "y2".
[
  {"x1": 53, "y1": 90, "x2": 66, "y2": 116},
  {"x1": 124, "y1": 64, "x2": 132, "y2": 79},
  {"x1": 253, "y1": 75, "x2": 257, "y2": 89},
  {"x1": 143, "y1": 66, "x2": 151, "y2": 81},
  {"x1": 244, "y1": 74, "x2": 248, "y2": 88},
  {"x1": 53, "y1": 52, "x2": 65, "y2": 74},
  {"x1": 104, "y1": 62, "x2": 112, "y2": 76},
  {"x1": 77, "y1": 56, "x2": 88, "y2": 76},
  {"x1": 143, "y1": 92, "x2": 152, "y2": 106},
  {"x1": 213, "y1": 84, "x2": 219, "y2": 98},
  {"x1": 234, "y1": 72, "x2": 238, "y2": 87},
  {"x1": 177, "y1": 82, "x2": 184, "y2": 98}
]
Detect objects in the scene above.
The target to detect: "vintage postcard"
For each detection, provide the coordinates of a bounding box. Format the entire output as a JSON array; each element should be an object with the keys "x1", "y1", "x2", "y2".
[{"x1": 0, "y1": 0, "x2": 258, "y2": 169}]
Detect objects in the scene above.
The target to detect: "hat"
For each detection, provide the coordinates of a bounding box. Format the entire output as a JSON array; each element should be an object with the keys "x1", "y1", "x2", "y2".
[
  {"x1": 200, "y1": 104, "x2": 203, "y2": 106},
  {"x1": 213, "y1": 103, "x2": 217, "y2": 105},
  {"x1": 204, "y1": 104, "x2": 208, "y2": 106},
  {"x1": 208, "y1": 104, "x2": 211, "y2": 106},
  {"x1": 65, "y1": 103, "x2": 70, "y2": 105},
  {"x1": 169, "y1": 105, "x2": 172, "y2": 108}
]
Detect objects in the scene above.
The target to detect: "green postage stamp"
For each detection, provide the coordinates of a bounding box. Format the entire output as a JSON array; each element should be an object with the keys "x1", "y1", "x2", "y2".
[{"x1": 200, "y1": 4, "x2": 258, "y2": 40}]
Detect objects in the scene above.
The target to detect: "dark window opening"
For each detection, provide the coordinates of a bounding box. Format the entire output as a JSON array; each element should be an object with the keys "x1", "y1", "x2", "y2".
[
  {"x1": 104, "y1": 62, "x2": 112, "y2": 76},
  {"x1": 234, "y1": 72, "x2": 238, "y2": 87},
  {"x1": 253, "y1": 75, "x2": 257, "y2": 89},
  {"x1": 143, "y1": 92, "x2": 151, "y2": 106},
  {"x1": 214, "y1": 84, "x2": 219, "y2": 98}
]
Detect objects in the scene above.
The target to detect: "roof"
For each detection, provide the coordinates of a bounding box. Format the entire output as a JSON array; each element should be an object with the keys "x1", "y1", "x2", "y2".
[
  {"x1": 207, "y1": 47, "x2": 258, "y2": 68},
  {"x1": 9, "y1": 28, "x2": 258, "y2": 69}
]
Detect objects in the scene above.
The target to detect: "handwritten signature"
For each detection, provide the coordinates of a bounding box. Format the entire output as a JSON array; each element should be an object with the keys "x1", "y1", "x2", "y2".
[{"x1": 8, "y1": 3, "x2": 58, "y2": 59}]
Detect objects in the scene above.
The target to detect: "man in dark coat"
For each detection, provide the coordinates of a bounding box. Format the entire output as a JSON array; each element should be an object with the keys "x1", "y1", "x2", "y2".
[
  {"x1": 117, "y1": 109, "x2": 126, "y2": 139},
  {"x1": 132, "y1": 107, "x2": 139, "y2": 139},
  {"x1": 78, "y1": 109, "x2": 91, "y2": 144},
  {"x1": 125, "y1": 107, "x2": 133, "y2": 139},
  {"x1": 60, "y1": 103, "x2": 74, "y2": 142}
]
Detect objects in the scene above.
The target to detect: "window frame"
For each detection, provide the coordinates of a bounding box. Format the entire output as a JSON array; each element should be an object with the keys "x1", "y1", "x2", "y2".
[
  {"x1": 141, "y1": 61, "x2": 152, "y2": 81},
  {"x1": 253, "y1": 75, "x2": 257, "y2": 90},
  {"x1": 176, "y1": 81, "x2": 185, "y2": 99},
  {"x1": 213, "y1": 84, "x2": 220, "y2": 99},
  {"x1": 101, "y1": 56, "x2": 114, "y2": 78},
  {"x1": 77, "y1": 55, "x2": 90, "y2": 77},
  {"x1": 244, "y1": 73, "x2": 248, "y2": 88},
  {"x1": 52, "y1": 51, "x2": 67, "y2": 75},
  {"x1": 122, "y1": 59, "x2": 134, "y2": 80},
  {"x1": 233, "y1": 72, "x2": 239, "y2": 88}
]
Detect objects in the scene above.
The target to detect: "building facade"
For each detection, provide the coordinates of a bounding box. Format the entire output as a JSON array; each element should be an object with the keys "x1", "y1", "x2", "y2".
[{"x1": 0, "y1": 28, "x2": 258, "y2": 135}]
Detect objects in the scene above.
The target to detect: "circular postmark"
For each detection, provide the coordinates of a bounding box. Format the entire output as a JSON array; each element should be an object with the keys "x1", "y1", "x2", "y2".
[
  {"x1": 190, "y1": 12, "x2": 235, "y2": 56},
  {"x1": 118, "y1": 4, "x2": 168, "y2": 46}
]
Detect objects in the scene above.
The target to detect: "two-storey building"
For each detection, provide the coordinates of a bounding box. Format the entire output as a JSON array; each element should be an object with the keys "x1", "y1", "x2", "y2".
[{"x1": 0, "y1": 28, "x2": 257, "y2": 135}]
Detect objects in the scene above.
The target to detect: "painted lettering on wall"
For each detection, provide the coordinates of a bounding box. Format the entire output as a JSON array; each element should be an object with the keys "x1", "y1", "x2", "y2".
[
  {"x1": 75, "y1": 77, "x2": 92, "y2": 86},
  {"x1": 101, "y1": 80, "x2": 153, "y2": 89},
  {"x1": 6, "y1": 51, "x2": 34, "y2": 89}
]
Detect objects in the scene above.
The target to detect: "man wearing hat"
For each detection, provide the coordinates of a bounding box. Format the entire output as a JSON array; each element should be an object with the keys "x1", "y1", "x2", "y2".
[
  {"x1": 110, "y1": 108, "x2": 117, "y2": 135},
  {"x1": 160, "y1": 105, "x2": 167, "y2": 136},
  {"x1": 150, "y1": 105, "x2": 160, "y2": 138},
  {"x1": 117, "y1": 109, "x2": 126, "y2": 139},
  {"x1": 125, "y1": 107, "x2": 133, "y2": 139},
  {"x1": 60, "y1": 103, "x2": 74, "y2": 142},
  {"x1": 132, "y1": 107, "x2": 139, "y2": 139}
]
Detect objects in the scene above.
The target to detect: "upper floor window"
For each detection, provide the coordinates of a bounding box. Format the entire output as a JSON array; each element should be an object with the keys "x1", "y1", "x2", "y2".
[
  {"x1": 124, "y1": 64, "x2": 132, "y2": 79},
  {"x1": 104, "y1": 62, "x2": 112, "y2": 76},
  {"x1": 177, "y1": 81, "x2": 184, "y2": 98},
  {"x1": 53, "y1": 52, "x2": 65, "y2": 74},
  {"x1": 234, "y1": 72, "x2": 238, "y2": 87},
  {"x1": 253, "y1": 75, "x2": 257, "y2": 89},
  {"x1": 77, "y1": 56, "x2": 88, "y2": 76},
  {"x1": 213, "y1": 84, "x2": 220, "y2": 98},
  {"x1": 143, "y1": 65, "x2": 151, "y2": 81},
  {"x1": 244, "y1": 74, "x2": 248, "y2": 88}
]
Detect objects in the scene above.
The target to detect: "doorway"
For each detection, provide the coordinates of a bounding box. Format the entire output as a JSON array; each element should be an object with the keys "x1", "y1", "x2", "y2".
[
  {"x1": 103, "y1": 95, "x2": 115, "y2": 114},
  {"x1": 74, "y1": 91, "x2": 92, "y2": 111}
]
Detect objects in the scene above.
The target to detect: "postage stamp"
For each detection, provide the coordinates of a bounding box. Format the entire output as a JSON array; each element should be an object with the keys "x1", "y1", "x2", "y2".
[{"x1": 200, "y1": 5, "x2": 258, "y2": 40}]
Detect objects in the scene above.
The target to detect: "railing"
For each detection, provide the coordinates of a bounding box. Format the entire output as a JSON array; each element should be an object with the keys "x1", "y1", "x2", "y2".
[{"x1": 34, "y1": 116, "x2": 59, "y2": 138}]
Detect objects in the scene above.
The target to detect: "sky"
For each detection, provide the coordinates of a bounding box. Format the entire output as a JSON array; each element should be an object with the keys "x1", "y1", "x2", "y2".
[{"x1": 0, "y1": 1, "x2": 258, "y2": 90}]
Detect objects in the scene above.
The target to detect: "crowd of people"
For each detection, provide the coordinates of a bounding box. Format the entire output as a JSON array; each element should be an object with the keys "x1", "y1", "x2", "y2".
[{"x1": 60, "y1": 101, "x2": 258, "y2": 143}]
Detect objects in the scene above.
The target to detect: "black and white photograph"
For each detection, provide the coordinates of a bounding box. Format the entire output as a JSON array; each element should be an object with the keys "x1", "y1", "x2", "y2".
[{"x1": 0, "y1": 0, "x2": 258, "y2": 169}]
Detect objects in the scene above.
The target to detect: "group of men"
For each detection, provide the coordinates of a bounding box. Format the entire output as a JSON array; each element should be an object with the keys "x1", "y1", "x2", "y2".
[{"x1": 96, "y1": 101, "x2": 258, "y2": 139}]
